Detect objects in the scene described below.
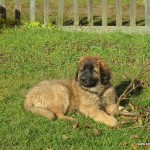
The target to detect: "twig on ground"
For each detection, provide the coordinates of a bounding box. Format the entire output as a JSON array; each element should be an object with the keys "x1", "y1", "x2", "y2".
[{"x1": 111, "y1": 63, "x2": 150, "y2": 117}]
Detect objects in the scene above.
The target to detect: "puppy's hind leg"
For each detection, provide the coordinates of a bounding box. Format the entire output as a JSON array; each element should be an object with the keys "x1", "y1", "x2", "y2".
[
  {"x1": 31, "y1": 107, "x2": 56, "y2": 120},
  {"x1": 24, "y1": 103, "x2": 56, "y2": 121}
]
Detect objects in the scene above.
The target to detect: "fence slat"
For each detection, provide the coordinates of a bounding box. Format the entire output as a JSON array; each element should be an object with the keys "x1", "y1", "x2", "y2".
[
  {"x1": 0, "y1": 0, "x2": 6, "y2": 19},
  {"x1": 116, "y1": 0, "x2": 122, "y2": 26},
  {"x1": 145, "y1": 0, "x2": 150, "y2": 26},
  {"x1": 15, "y1": 0, "x2": 21, "y2": 20},
  {"x1": 73, "y1": 0, "x2": 79, "y2": 26},
  {"x1": 87, "y1": 0, "x2": 93, "y2": 26},
  {"x1": 57, "y1": 0, "x2": 64, "y2": 26},
  {"x1": 101, "y1": 0, "x2": 107, "y2": 26},
  {"x1": 44, "y1": 0, "x2": 49, "y2": 25},
  {"x1": 30, "y1": 0, "x2": 35, "y2": 22},
  {"x1": 130, "y1": 0, "x2": 136, "y2": 26}
]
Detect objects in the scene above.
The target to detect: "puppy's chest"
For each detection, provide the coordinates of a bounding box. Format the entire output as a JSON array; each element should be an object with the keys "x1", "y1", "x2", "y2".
[{"x1": 80, "y1": 92, "x2": 101, "y2": 106}]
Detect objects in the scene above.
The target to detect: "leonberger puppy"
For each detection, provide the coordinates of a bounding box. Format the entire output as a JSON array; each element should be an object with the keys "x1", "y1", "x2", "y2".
[{"x1": 24, "y1": 56, "x2": 125, "y2": 127}]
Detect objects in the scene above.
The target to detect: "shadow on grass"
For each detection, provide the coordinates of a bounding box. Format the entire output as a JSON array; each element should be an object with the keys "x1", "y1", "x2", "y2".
[
  {"x1": 0, "y1": 16, "x2": 145, "y2": 28},
  {"x1": 115, "y1": 80, "x2": 143, "y2": 106},
  {"x1": 0, "y1": 19, "x2": 21, "y2": 29},
  {"x1": 63, "y1": 16, "x2": 145, "y2": 26}
]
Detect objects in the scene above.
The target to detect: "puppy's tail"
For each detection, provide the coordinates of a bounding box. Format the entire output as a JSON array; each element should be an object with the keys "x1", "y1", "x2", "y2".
[{"x1": 23, "y1": 97, "x2": 33, "y2": 112}]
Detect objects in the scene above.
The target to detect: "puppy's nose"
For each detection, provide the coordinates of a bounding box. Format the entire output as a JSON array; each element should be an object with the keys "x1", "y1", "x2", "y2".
[{"x1": 80, "y1": 76, "x2": 87, "y2": 82}]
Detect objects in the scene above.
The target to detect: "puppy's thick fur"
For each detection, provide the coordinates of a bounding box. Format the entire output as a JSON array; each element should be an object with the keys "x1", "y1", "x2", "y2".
[{"x1": 24, "y1": 56, "x2": 124, "y2": 127}]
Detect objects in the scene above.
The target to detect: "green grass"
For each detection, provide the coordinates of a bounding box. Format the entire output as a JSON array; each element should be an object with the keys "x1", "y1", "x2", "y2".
[{"x1": 0, "y1": 26, "x2": 150, "y2": 150}]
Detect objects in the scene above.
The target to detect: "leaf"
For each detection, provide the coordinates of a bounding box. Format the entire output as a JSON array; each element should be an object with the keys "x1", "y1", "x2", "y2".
[
  {"x1": 131, "y1": 144, "x2": 138, "y2": 150},
  {"x1": 123, "y1": 142, "x2": 128, "y2": 147},
  {"x1": 72, "y1": 122, "x2": 80, "y2": 129},
  {"x1": 131, "y1": 134, "x2": 139, "y2": 139},
  {"x1": 93, "y1": 128, "x2": 102, "y2": 136},
  {"x1": 62, "y1": 134, "x2": 69, "y2": 140},
  {"x1": 72, "y1": 123, "x2": 92, "y2": 130},
  {"x1": 82, "y1": 124, "x2": 92, "y2": 128}
]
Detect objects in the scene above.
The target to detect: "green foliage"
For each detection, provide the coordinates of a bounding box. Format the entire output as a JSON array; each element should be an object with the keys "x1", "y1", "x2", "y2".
[
  {"x1": 0, "y1": 27, "x2": 150, "y2": 150},
  {"x1": 24, "y1": 22, "x2": 41, "y2": 28},
  {"x1": 22, "y1": 22, "x2": 57, "y2": 30}
]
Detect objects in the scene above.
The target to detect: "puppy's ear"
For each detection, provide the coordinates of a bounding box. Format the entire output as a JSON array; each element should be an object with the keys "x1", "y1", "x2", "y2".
[
  {"x1": 100, "y1": 61, "x2": 112, "y2": 85},
  {"x1": 75, "y1": 57, "x2": 84, "y2": 81},
  {"x1": 79, "y1": 57, "x2": 84, "y2": 64}
]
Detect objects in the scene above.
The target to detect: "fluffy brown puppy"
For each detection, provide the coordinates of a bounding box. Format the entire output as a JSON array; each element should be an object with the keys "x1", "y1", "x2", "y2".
[{"x1": 24, "y1": 56, "x2": 124, "y2": 127}]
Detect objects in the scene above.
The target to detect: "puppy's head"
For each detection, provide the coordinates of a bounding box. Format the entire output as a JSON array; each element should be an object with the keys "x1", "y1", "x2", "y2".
[{"x1": 75, "y1": 56, "x2": 111, "y2": 87}]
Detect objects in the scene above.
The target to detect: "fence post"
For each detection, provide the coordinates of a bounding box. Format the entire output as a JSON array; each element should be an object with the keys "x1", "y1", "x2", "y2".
[
  {"x1": 0, "y1": 0, "x2": 6, "y2": 19},
  {"x1": 15, "y1": 0, "x2": 21, "y2": 21},
  {"x1": 130, "y1": 0, "x2": 136, "y2": 26},
  {"x1": 116, "y1": 0, "x2": 122, "y2": 26},
  {"x1": 101, "y1": 0, "x2": 107, "y2": 26},
  {"x1": 73, "y1": 0, "x2": 79, "y2": 26},
  {"x1": 30, "y1": 0, "x2": 35, "y2": 22},
  {"x1": 87, "y1": 0, "x2": 93, "y2": 26},
  {"x1": 44, "y1": 0, "x2": 49, "y2": 25},
  {"x1": 57, "y1": 0, "x2": 64, "y2": 26},
  {"x1": 145, "y1": 0, "x2": 150, "y2": 26}
]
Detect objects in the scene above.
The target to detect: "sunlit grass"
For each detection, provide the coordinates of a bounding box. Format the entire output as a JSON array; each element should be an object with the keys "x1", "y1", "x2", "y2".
[{"x1": 0, "y1": 26, "x2": 150, "y2": 150}]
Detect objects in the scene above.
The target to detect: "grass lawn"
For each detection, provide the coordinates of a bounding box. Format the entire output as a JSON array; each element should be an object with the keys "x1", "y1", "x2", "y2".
[{"x1": 0, "y1": 26, "x2": 150, "y2": 150}]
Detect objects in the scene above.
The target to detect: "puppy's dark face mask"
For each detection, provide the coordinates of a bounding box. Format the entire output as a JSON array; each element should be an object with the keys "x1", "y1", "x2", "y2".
[
  {"x1": 75, "y1": 56, "x2": 111, "y2": 87},
  {"x1": 79, "y1": 63, "x2": 99, "y2": 87}
]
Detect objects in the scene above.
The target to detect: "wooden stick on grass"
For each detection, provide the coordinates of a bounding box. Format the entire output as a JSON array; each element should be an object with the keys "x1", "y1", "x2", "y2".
[{"x1": 111, "y1": 63, "x2": 150, "y2": 117}]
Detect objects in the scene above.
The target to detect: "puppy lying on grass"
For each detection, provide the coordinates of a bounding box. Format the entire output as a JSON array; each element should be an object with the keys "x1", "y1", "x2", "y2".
[{"x1": 24, "y1": 56, "x2": 127, "y2": 127}]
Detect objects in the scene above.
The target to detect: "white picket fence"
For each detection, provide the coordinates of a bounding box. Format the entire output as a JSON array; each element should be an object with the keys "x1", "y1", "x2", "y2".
[{"x1": 0, "y1": 0, "x2": 150, "y2": 27}]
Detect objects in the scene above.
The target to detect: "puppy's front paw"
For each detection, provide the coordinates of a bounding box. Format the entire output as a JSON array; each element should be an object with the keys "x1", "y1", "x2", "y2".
[{"x1": 105, "y1": 116, "x2": 118, "y2": 127}]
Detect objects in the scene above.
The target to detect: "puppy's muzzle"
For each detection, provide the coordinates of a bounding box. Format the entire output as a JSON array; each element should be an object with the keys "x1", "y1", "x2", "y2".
[
  {"x1": 80, "y1": 76, "x2": 87, "y2": 83},
  {"x1": 80, "y1": 71, "x2": 98, "y2": 88},
  {"x1": 80, "y1": 75, "x2": 91, "y2": 87}
]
